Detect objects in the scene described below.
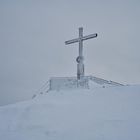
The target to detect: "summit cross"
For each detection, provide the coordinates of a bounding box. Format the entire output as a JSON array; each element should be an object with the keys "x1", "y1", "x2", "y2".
[{"x1": 65, "y1": 27, "x2": 98, "y2": 80}]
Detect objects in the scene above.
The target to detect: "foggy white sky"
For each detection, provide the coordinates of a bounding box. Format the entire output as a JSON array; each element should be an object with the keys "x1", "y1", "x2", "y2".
[{"x1": 0, "y1": 0, "x2": 140, "y2": 106}]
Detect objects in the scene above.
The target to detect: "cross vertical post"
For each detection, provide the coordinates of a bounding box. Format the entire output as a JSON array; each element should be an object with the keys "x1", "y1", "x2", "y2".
[
  {"x1": 78, "y1": 27, "x2": 84, "y2": 79},
  {"x1": 79, "y1": 27, "x2": 83, "y2": 57}
]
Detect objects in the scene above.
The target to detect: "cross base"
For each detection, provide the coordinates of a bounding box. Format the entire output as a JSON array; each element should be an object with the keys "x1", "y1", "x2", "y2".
[{"x1": 50, "y1": 76, "x2": 89, "y2": 91}]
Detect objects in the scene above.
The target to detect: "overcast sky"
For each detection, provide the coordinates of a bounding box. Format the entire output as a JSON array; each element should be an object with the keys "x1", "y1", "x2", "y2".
[{"x1": 0, "y1": 0, "x2": 140, "y2": 106}]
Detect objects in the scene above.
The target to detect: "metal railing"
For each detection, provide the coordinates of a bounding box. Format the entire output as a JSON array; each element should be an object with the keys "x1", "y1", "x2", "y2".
[
  {"x1": 32, "y1": 80, "x2": 51, "y2": 99},
  {"x1": 87, "y1": 75, "x2": 124, "y2": 86}
]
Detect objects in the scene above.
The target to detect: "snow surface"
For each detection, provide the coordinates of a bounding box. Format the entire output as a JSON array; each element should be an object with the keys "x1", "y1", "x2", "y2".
[{"x1": 0, "y1": 85, "x2": 140, "y2": 140}]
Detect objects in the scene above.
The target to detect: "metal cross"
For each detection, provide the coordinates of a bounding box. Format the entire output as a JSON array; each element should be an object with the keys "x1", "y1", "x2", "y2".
[{"x1": 65, "y1": 27, "x2": 97, "y2": 80}]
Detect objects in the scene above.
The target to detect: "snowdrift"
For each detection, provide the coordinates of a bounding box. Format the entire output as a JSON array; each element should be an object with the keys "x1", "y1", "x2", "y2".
[{"x1": 0, "y1": 85, "x2": 140, "y2": 140}]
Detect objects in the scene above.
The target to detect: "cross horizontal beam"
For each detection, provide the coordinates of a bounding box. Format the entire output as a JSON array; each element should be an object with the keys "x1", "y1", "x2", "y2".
[
  {"x1": 65, "y1": 33, "x2": 97, "y2": 45},
  {"x1": 65, "y1": 38, "x2": 79, "y2": 45},
  {"x1": 82, "y1": 33, "x2": 97, "y2": 41}
]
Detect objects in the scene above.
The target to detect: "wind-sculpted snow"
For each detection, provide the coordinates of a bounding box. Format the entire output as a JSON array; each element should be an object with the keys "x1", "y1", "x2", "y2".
[{"x1": 0, "y1": 85, "x2": 140, "y2": 140}]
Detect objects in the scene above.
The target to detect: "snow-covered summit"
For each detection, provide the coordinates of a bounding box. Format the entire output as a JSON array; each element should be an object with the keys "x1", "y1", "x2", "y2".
[{"x1": 0, "y1": 84, "x2": 140, "y2": 140}]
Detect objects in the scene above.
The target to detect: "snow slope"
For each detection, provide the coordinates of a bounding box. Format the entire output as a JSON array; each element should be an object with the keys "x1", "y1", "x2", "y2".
[{"x1": 0, "y1": 85, "x2": 140, "y2": 140}]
